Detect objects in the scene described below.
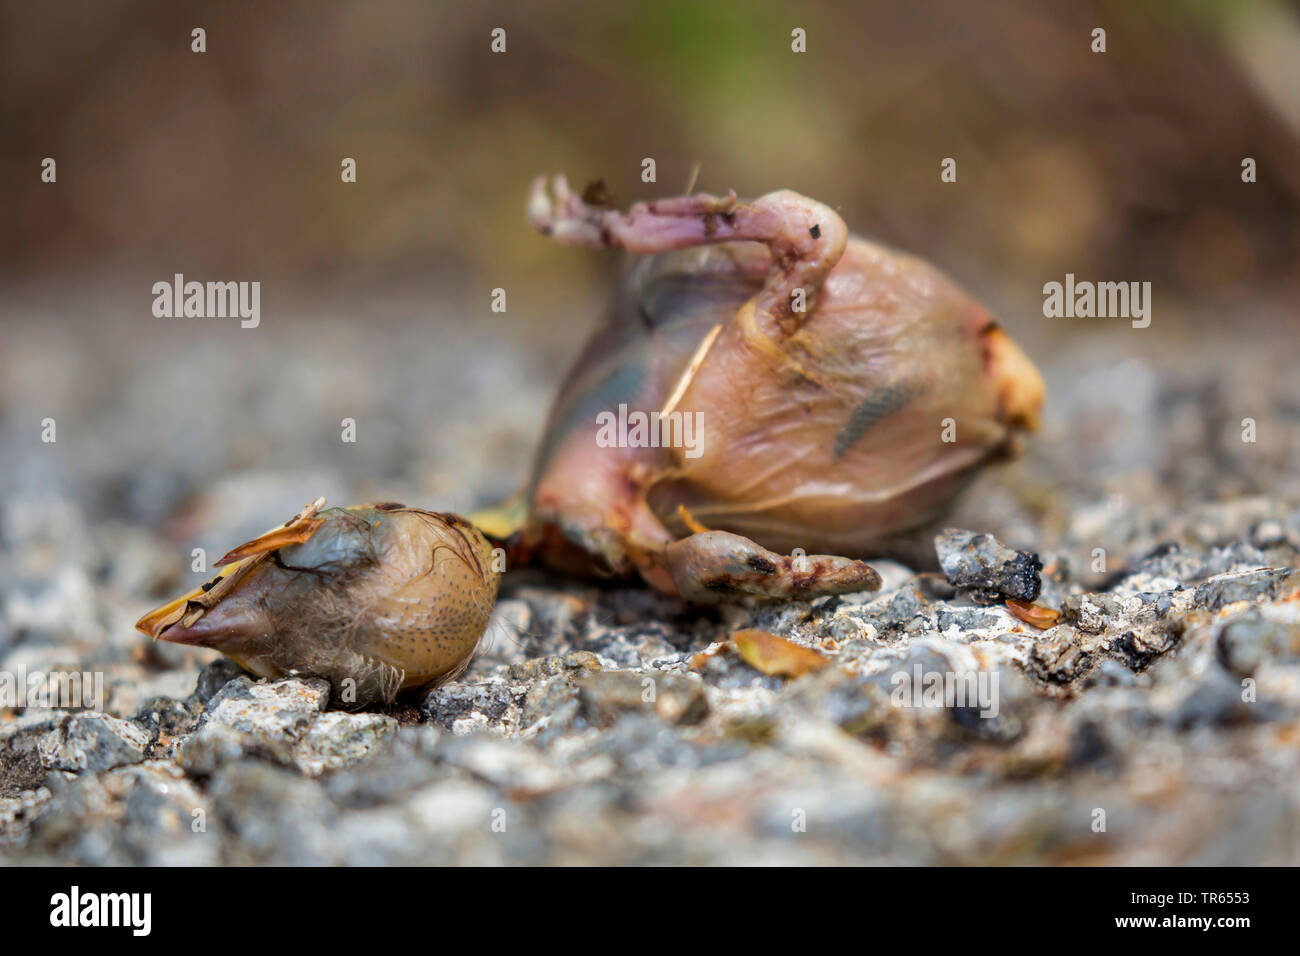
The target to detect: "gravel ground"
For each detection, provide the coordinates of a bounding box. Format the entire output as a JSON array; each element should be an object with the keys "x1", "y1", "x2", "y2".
[{"x1": 2, "y1": 290, "x2": 1299, "y2": 865}]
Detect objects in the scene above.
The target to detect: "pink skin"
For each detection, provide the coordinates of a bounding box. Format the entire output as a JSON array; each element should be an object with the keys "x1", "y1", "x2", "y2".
[
  {"x1": 524, "y1": 175, "x2": 884, "y2": 600},
  {"x1": 523, "y1": 175, "x2": 1043, "y2": 599},
  {"x1": 529, "y1": 174, "x2": 847, "y2": 341}
]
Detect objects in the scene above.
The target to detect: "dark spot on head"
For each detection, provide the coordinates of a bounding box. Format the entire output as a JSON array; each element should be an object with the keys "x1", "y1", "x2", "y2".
[
  {"x1": 746, "y1": 555, "x2": 778, "y2": 575},
  {"x1": 809, "y1": 224, "x2": 821, "y2": 240},
  {"x1": 374, "y1": 502, "x2": 406, "y2": 511},
  {"x1": 581, "y1": 179, "x2": 613, "y2": 207}
]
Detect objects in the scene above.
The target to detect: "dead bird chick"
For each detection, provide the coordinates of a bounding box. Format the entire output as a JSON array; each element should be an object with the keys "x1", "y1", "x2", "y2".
[
  {"x1": 136, "y1": 499, "x2": 500, "y2": 706},
  {"x1": 478, "y1": 174, "x2": 1045, "y2": 602}
]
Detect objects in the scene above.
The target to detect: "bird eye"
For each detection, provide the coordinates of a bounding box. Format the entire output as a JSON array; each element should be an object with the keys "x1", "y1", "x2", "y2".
[{"x1": 276, "y1": 510, "x2": 377, "y2": 575}]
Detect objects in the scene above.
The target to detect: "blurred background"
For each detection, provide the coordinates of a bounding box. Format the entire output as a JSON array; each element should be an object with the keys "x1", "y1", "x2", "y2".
[
  {"x1": 1, "y1": 0, "x2": 1298, "y2": 583},
  {"x1": 4, "y1": 0, "x2": 1300, "y2": 868},
  {"x1": 5, "y1": 0, "x2": 1300, "y2": 293}
]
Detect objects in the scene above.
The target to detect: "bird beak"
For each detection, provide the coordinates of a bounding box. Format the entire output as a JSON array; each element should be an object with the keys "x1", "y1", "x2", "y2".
[{"x1": 134, "y1": 497, "x2": 327, "y2": 641}]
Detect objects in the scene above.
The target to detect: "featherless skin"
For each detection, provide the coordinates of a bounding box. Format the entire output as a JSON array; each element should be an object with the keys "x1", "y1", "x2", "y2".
[{"x1": 137, "y1": 500, "x2": 499, "y2": 706}]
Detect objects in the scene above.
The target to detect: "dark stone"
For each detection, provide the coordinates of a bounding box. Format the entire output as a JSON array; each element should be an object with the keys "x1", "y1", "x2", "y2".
[
  {"x1": 935, "y1": 528, "x2": 1042, "y2": 605},
  {"x1": 189, "y1": 658, "x2": 248, "y2": 707},
  {"x1": 1170, "y1": 669, "x2": 1256, "y2": 729},
  {"x1": 130, "y1": 696, "x2": 201, "y2": 757},
  {"x1": 420, "y1": 682, "x2": 519, "y2": 730},
  {"x1": 0, "y1": 718, "x2": 63, "y2": 796},
  {"x1": 1194, "y1": 568, "x2": 1300, "y2": 612}
]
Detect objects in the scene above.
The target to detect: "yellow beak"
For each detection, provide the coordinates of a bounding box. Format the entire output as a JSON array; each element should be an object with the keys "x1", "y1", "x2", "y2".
[{"x1": 134, "y1": 497, "x2": 327, "y2": 640}]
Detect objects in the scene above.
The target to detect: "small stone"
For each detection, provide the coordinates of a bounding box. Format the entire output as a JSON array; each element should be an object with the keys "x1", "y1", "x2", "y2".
[
  {"x1": 0, "y1": 714, "x2": 67, "y2": 795},
  {"x1": 936, "y1": 605, "x2": 1004, "y2": 634},
  {"x1": 575, "y1": 670, "x2": 708, "y2": 727},
  {"x1": 175, "y1": 723, "x2": 248, "y2": 777},
  {"x1": 1026, "y1": 628, "x2": 1088, "y2": 684},
  {"x1": 131, "y1": 696, "x2": 201, "y2": 758},
  {"x1": 421, "y1": 681, "x2": 520, "y2": 731},
  {"x1": 1194, "y1": 568, "x2": 1299, "y2": 612},
  {"x1": 189, "y1": 658, "x2": 248, "y2": 706},
  {"x1": 1169, "y1": 669, "x2": 1255, "y2": 729},
  {"x1": 1250, "y1": 519, "x2": 1287, "y2": 549},
  {"x1": 1083, "y1": 658, "x2": 1138, "y2": 687},
  {"x1": 1111, "y1": 628, "x2": 1175, "y2": 671},
  {"x1": 177, "y1": 677, "x2": 331, "y2": 775},
  {"x1": 935, "y1": 528, "x2": 1042, "y2": 605},
  {"x1": 873, "y1": 585, "x2": 929, "y2": 628},
  {"x1": 207, "y1": 761, "x2": 339, "y2": 865},
  {"x1": 1215, "y1": 610, "x2": 1293, "y2": 676},
  {"x1": 203, "y1": 677, "x2": 329, "y2": 730},
  {"x1": 291, "y1": 713, "x2": 398, "y2": 776},
  {"x1": 1061, "y1": 593, "x2": 1110, "y2": 634},
  {"x1": 520, "y1": 674, "x2": 582, "y2": 737},
  {"x1": 38, "y1": 713, "x2": 149, "y2": 772},
  {"x1": 829, "y1": 615, "x2": 878, "y2": 643},
  {"x1": 507, "y1": 650, "x2": 602, "y2": 682}
]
